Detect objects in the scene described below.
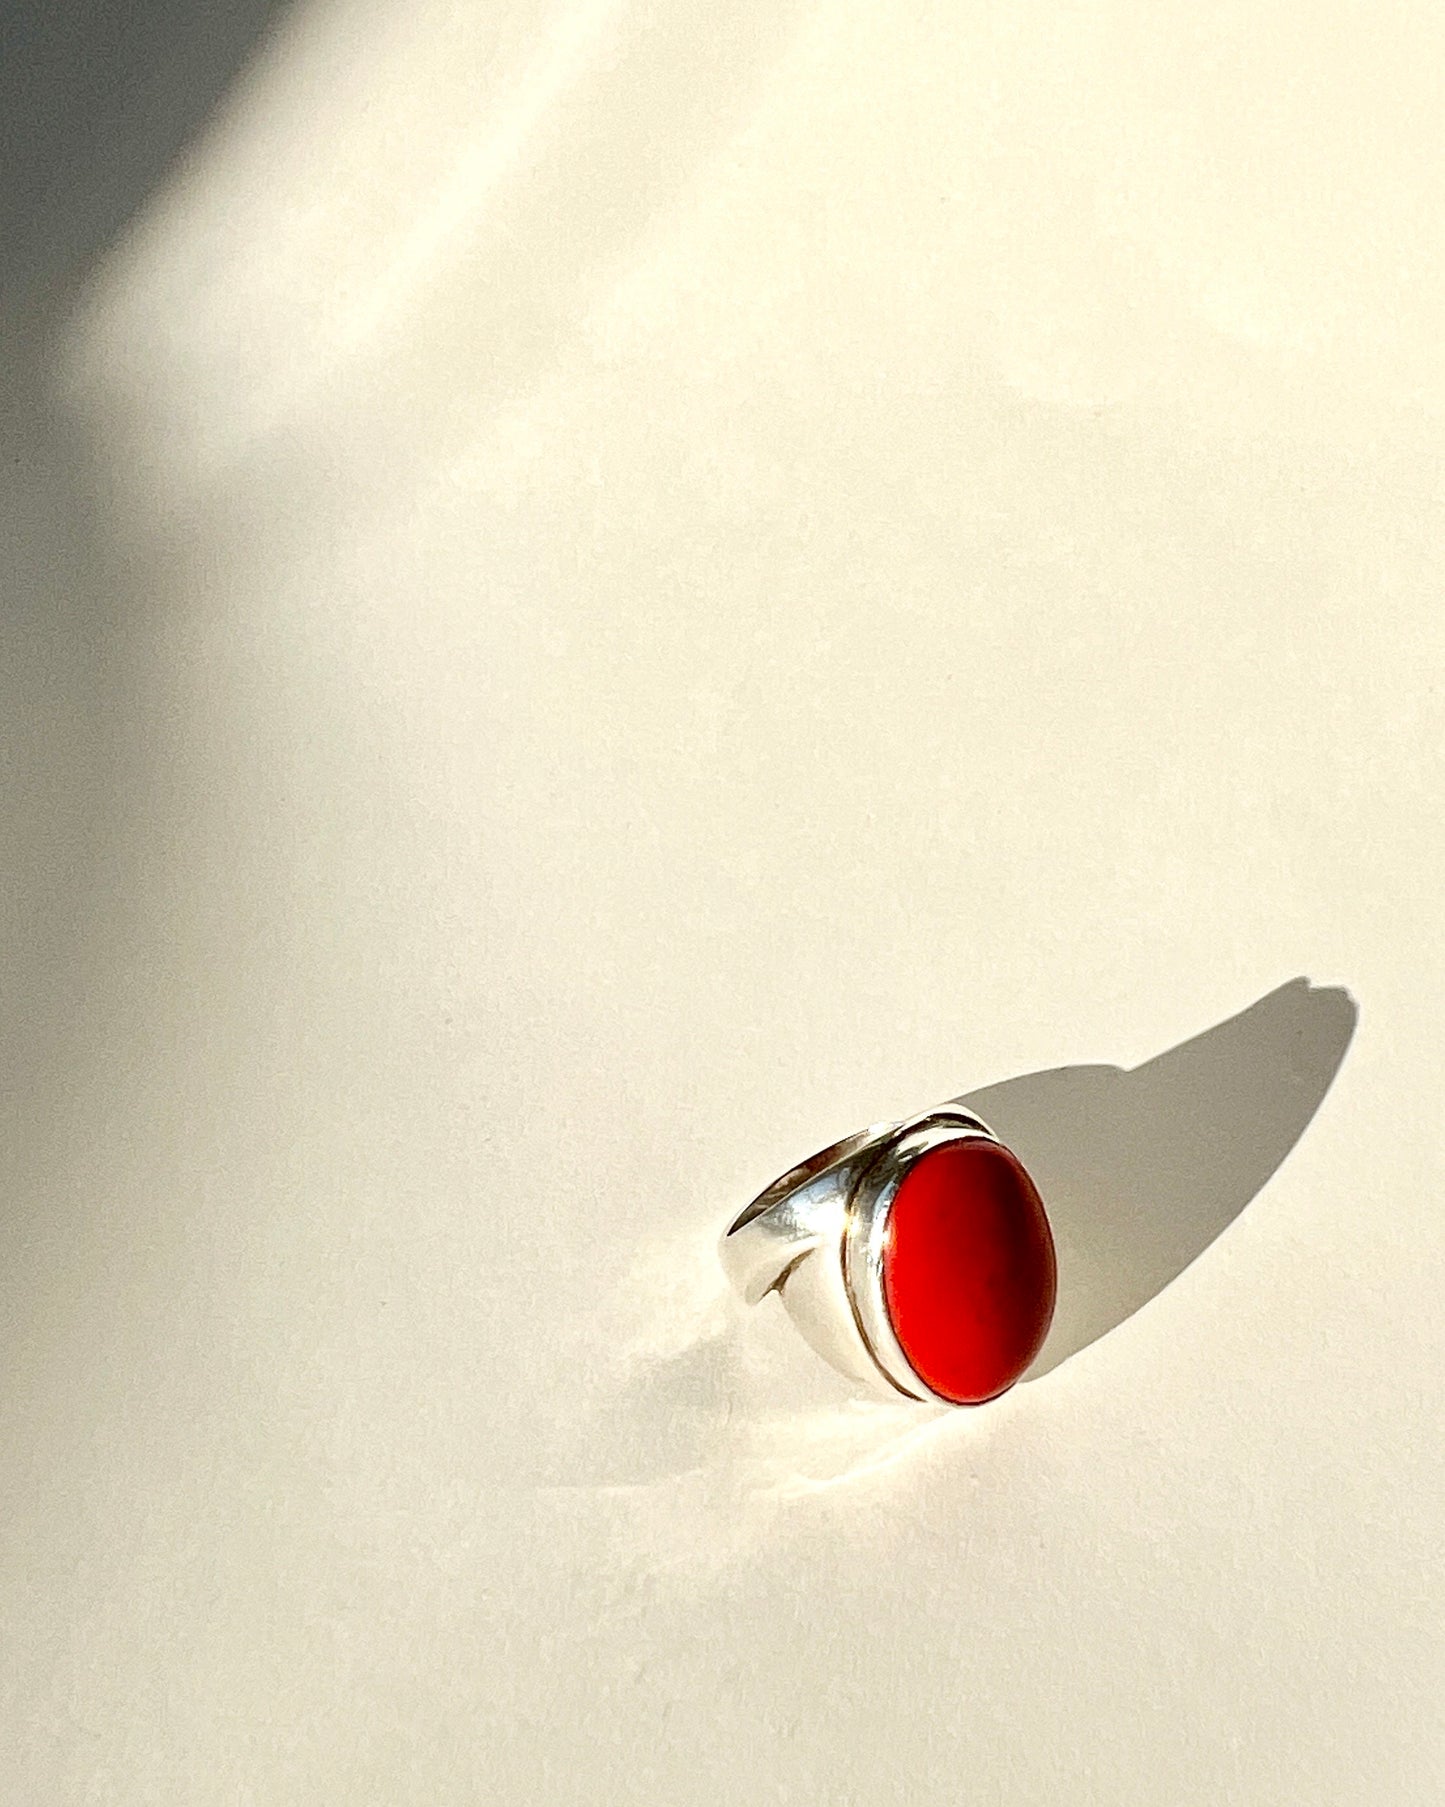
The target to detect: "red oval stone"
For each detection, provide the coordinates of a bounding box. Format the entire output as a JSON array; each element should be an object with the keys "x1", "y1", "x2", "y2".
[{"x1": 882, "y1": 1139, "x2": 1056, "y2": 1405}]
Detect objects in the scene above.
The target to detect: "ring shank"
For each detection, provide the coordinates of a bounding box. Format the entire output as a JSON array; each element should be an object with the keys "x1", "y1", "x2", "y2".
[
  {"x1": 718, "y1": 1126, "x2": 889, "y2": 1306},
  {"x1": 719, "y1": 1104, "x2": 997, "y2": 1398}
]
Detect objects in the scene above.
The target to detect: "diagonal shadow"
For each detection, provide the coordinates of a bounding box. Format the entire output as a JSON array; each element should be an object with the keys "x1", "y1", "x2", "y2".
[
  {"x1": 1, "y1": 0, "x2": 293, "y2": 320},
  {"x1": 1, "y1": 0, "x2": 297, "y2": 1223},
  {"x1": 957, "y1": 977, "x2": 1357, "y2": 1380}
]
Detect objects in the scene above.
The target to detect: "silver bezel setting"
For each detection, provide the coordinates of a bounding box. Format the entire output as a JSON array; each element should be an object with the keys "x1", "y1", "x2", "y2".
[{"x1": 720, "y1": 1106, "x2": 1000, "y2": 1405}]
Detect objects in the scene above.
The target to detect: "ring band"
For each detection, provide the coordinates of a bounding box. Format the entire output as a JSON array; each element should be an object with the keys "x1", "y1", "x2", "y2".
[{"x1": 720, "y1": 1104, "x2": 1057, "y2": 1406}]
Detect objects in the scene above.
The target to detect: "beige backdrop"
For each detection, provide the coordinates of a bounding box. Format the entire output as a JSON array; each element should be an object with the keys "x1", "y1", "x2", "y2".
[{"x1": 3, "y1": 1, "x2": 1443, "y2": 1801}]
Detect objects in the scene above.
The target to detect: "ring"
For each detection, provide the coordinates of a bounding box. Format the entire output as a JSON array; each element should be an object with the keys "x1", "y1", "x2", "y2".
[{"x1": 720, "y1": 1104, "x2": 1057, "y2": 1405}]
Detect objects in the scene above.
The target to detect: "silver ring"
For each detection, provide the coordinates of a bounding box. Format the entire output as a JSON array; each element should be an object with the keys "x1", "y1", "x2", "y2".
[{"x1": 720, "y1": 1104, "x2": 1057, "y2": 1406}]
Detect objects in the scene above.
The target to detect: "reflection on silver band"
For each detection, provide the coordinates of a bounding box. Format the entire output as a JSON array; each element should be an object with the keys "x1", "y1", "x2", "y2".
[{"x1": 720, "y1": 1105, "x2": 998, "y2": 1403}]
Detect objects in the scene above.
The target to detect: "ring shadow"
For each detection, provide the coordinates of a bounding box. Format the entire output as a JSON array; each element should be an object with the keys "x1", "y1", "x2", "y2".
[{"x1": 956, "y1": 976, "x2": 1357, "y2": 1383}]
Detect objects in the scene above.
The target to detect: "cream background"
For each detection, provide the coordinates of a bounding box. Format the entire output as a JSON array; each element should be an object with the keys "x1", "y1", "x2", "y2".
[{"x1": 3, "y1": 2, "x2": 1443, "y2": 1801}]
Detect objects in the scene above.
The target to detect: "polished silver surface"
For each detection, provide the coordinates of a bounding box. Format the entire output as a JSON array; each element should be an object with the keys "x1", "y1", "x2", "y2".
[{"x1": 720, "y1": 1104, "x2": 997, "y2": 1403}]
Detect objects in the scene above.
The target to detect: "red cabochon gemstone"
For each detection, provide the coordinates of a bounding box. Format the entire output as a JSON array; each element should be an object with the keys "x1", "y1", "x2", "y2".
[{"x1": 881, "y1": 1139, "x2": 1056, "y2": 1405}]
